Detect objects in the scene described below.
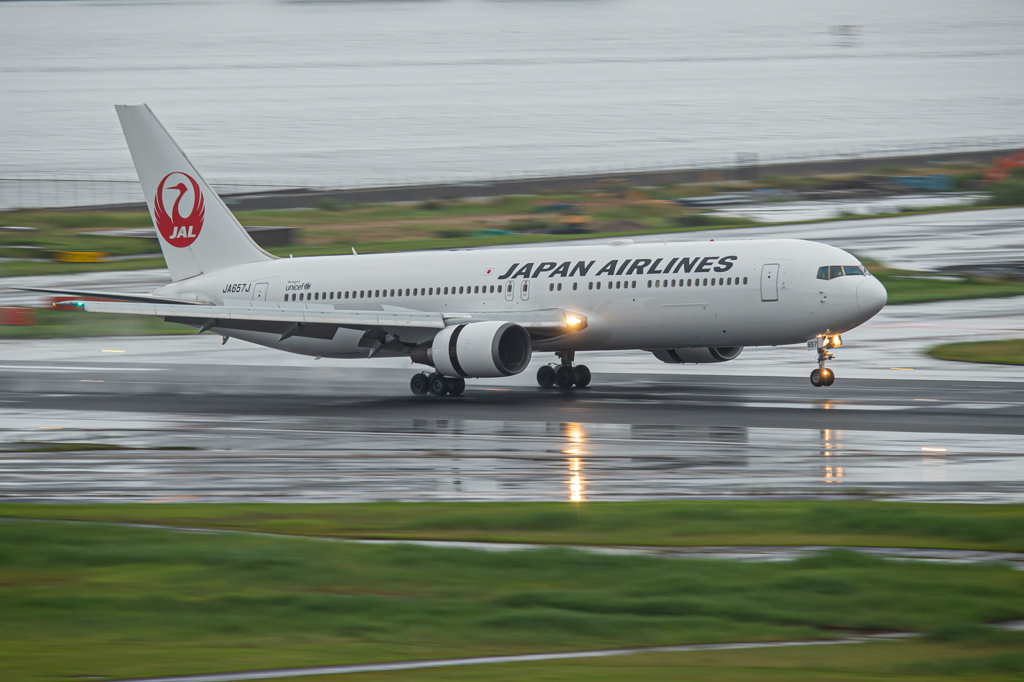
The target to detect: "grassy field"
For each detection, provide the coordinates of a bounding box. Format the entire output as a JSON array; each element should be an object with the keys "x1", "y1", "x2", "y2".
[
  {"x1": 0, "y1": 307, "x2": 195, "y2": 338},
  {"x1": 928, "y1": 339, "x2": 1024, "y2": 366},
  {"x1": 868, "y1": 269, "x2": 1024, "y2": 305},
  {"x1": 1, "y1": 516, "x2": 1022, "y2": 682},
  {"x1": 3, "y1": 500, "x2": 1023, "y2": 551}
]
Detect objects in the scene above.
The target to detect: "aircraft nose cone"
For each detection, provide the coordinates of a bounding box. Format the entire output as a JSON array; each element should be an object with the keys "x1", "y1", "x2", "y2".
[{"x1": 857, "y1": 276, "x2": 887, "y2": 317}]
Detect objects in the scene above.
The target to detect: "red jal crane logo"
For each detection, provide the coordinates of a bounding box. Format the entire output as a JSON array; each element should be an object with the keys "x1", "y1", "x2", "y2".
[{"x1": 154, "y1": 172, "x2": 205, "y2": 248}]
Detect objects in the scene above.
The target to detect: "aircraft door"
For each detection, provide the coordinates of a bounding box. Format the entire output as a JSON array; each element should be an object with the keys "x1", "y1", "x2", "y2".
[
  {"x1": 504, "y1": 281, "x2": 514, "y2": 301},
  {"x1": 253, "y1": 282, "x2": 269, "y2": 302},
  {"x1": 520, "y1": 279, "x2": 530, "y2": 301},
  {"x1": 760, "y1": 264, "x2": 779, "y2": 302}
]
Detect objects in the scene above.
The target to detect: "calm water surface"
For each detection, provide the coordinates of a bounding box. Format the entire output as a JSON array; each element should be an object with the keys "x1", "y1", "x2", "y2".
[{"x1": 1, "y1": 0, "x2": 1023, "y2": 188}]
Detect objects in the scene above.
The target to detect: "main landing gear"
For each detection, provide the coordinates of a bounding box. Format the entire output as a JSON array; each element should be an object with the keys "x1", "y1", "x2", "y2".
[
  {"x1": 537, "y1": 351, "x2": 591, "y2": 389},
  {"x1": 809, "y1": 334, "x2": 840, "y2": 387},
  {"x1": 410, "y1": 372, "x2": 465, "y2": 397}
]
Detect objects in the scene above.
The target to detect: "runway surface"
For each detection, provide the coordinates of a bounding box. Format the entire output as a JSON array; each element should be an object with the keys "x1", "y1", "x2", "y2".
[{"x1": 2, "y1": 292, "x2": 1023, "y2": 504}]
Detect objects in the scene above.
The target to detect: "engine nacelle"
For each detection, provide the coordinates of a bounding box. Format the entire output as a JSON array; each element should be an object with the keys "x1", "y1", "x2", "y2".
[
  {"x1": 414, "y1": 321, "x2": 533, "y2": 378},
  {"x1": 651, "y1": 346, "x2": 743, "y2": 364}
]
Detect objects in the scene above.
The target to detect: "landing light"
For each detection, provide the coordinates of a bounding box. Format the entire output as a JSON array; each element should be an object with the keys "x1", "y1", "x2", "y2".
[
  {"x1": 823, "y1": 334, "x2": 842, "y2": 349},
  {"x1": 566, "y1": 315, "x2": 583, "y2": 328}
]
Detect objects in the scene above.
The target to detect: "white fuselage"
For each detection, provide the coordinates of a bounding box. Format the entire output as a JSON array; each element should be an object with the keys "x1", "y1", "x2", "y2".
[{"x1": 152, "y1": 237, "x2": 887, "y2": 359}]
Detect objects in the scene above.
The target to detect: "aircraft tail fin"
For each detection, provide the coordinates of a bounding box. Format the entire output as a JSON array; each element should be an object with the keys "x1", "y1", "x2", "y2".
[{"x1": 115, "y1": 104, "x2": 272, "y2": 281}]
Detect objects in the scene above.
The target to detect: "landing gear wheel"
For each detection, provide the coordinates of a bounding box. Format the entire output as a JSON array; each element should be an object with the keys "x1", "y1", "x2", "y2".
[
  {"x1": 810, "y1": 369, "x2": 824, "y2": 387},
  {"x1": 410, "y1": 373, "x2": 429, "y2": 396},
  {"x1": 573, "y1": 365, "x2": 592, "y2": 388},
  {"x1": 822, "y1": 368, "x2": 836, "y2": 386},
  {"x1": 555, "y1": 365, "x2": 576, "y2": 388},
  {"x1": 537, "y1": 365, "x2": 556, "y2": 388},
  {"x1": 428, "y1": 372, "x2": 449, "y2": 396},
  {"x1": 447, "y1": 377, "x2": 466, "y2": 397}
]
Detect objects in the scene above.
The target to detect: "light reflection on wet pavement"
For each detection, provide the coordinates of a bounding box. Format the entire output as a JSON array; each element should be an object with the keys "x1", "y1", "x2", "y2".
[{"x1": 2, "y1": 411, "x2": 1022, "y2": 503}]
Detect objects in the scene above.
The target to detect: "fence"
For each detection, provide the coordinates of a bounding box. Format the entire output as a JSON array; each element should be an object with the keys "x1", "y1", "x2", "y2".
[{"x1": 2, "y1": 136, "x2": 1022, "y2": 212}]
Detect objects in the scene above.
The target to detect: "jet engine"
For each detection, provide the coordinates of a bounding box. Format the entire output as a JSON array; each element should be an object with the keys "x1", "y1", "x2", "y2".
[
  {"x1": 651, "y1": 347, "x2": 743, "y2": 364},
  {"x1": 412, "y1": 321, "x2": 532, "y2": 378}
]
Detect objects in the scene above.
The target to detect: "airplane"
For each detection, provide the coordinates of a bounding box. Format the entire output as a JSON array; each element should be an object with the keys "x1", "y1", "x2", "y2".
[{"x1": 26, "y1": 104, "x2": 887, "y2": 396}]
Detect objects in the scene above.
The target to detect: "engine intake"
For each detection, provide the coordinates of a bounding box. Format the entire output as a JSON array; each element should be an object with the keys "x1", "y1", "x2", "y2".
[
  {"x1": 651, "y1": 346, "x2": 743, "y2": 364},
  {"x1": 415, "y1": 321, "x2": 533, "y2": 378}
]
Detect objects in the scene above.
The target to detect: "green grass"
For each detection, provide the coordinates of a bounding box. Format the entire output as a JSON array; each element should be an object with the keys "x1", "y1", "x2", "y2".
[
  {"x1": 0, "y1": 308, "x2": 196, "y2": 338},
  {"x1": 869, "y1": 270, "x2": 1024, "y2": 305},
  {"x1": 928, "y1": 339, "x2": 1024, "y2": 366},
  {"x1": 298, "y1": 636, "x2": 1024, "y2": 682},
  {"x1": 1, "y1": 519, "x2": 1022, "y2": 682},
  {"x1": 3, "y1": 501, "x2": 1023, "y2": 551},
  {"x1": 0, "y1": 256, "x2": 165, "y2": 278}
]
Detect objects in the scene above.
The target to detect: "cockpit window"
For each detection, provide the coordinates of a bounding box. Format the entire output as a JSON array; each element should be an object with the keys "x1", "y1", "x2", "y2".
[{"x1": 819, "y1": 264, "x2": 867, "y2": 280}]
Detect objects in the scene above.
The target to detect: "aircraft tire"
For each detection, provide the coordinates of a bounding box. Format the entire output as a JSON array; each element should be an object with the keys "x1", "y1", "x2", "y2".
[
  {"x1": 428, "y1": 372, "x2": 449, "y2": 396},
  {"x1": 555, "y1": 365, "x2": 575, "y2": 389},
  {"x1": 810, "y1": 369, "x2": 824, "y2": 387},
  {"x1": 823, "y1": 369, "x2": 836, "y2": 386},
  {"x1": 573, "y1": 365, "x2": 592, "y2": 388},
  {"x1": 410, "y1": 373, "x2": 429, "y2": 395},
  {"x1": 537, "y1": 365, "x2": 556, "y2": 388},
  {"x1": 448, "y1": 377, "x2": 466, "y2": 397}
]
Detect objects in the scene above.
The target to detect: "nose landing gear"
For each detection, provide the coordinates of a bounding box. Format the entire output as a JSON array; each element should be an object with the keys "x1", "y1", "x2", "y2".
[
  {"x1": 537, "y1": 352, "x2": 591, "y2": 389},
  {"x1": 809, "y1": 334, "x2": 840, "y2": 387}
]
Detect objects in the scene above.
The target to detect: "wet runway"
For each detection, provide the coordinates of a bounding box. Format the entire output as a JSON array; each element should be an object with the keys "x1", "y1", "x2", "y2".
[
  {"x1": 2, "y1": 346, "x2": 1023, "y2": 503},
  {"x1": 3, "y1": 209, "x2": 1024, "y2": 504}
]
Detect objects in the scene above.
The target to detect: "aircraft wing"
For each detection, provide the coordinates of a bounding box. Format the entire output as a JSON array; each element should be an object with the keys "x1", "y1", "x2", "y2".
[
  {"x1": 12, "y1": 286, "x2": 205, "y2": 306},
  {"x1": 70, "y1": 300, "x2": 580, "y2": 341}
]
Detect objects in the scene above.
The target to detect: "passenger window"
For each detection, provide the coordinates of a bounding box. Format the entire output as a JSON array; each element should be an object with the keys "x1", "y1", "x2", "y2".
[
  {"x1": 549, "y1": 283, "x2": 554, "y2": 292},
  {"x1": 573, "y1": 283, "x2": 578, "y2": 291},
  {"x1": 631, "y1": 281, "x2": 636, "y2": 288},
  {"x1": 844, "y1": 266, "x2": 865, "y2": 276},
  {"x1": 597, "y1": 282, "x2": 601, "y2": 290},
  {"x1": 557, "y1": 283, "x2": 562, "y2": 291},
  {"x1": 588, "y1": 282, "x2": 593, "y2": 290},
  {"x1": 829, "y1": 266, "x2": 845, "y2": 279},
  {"x1": 817, "y1": 266, "x2": 829, "y2": 280},
  {"x1": 743, "y1": 277, "x2": 747, "y2": 284}
]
